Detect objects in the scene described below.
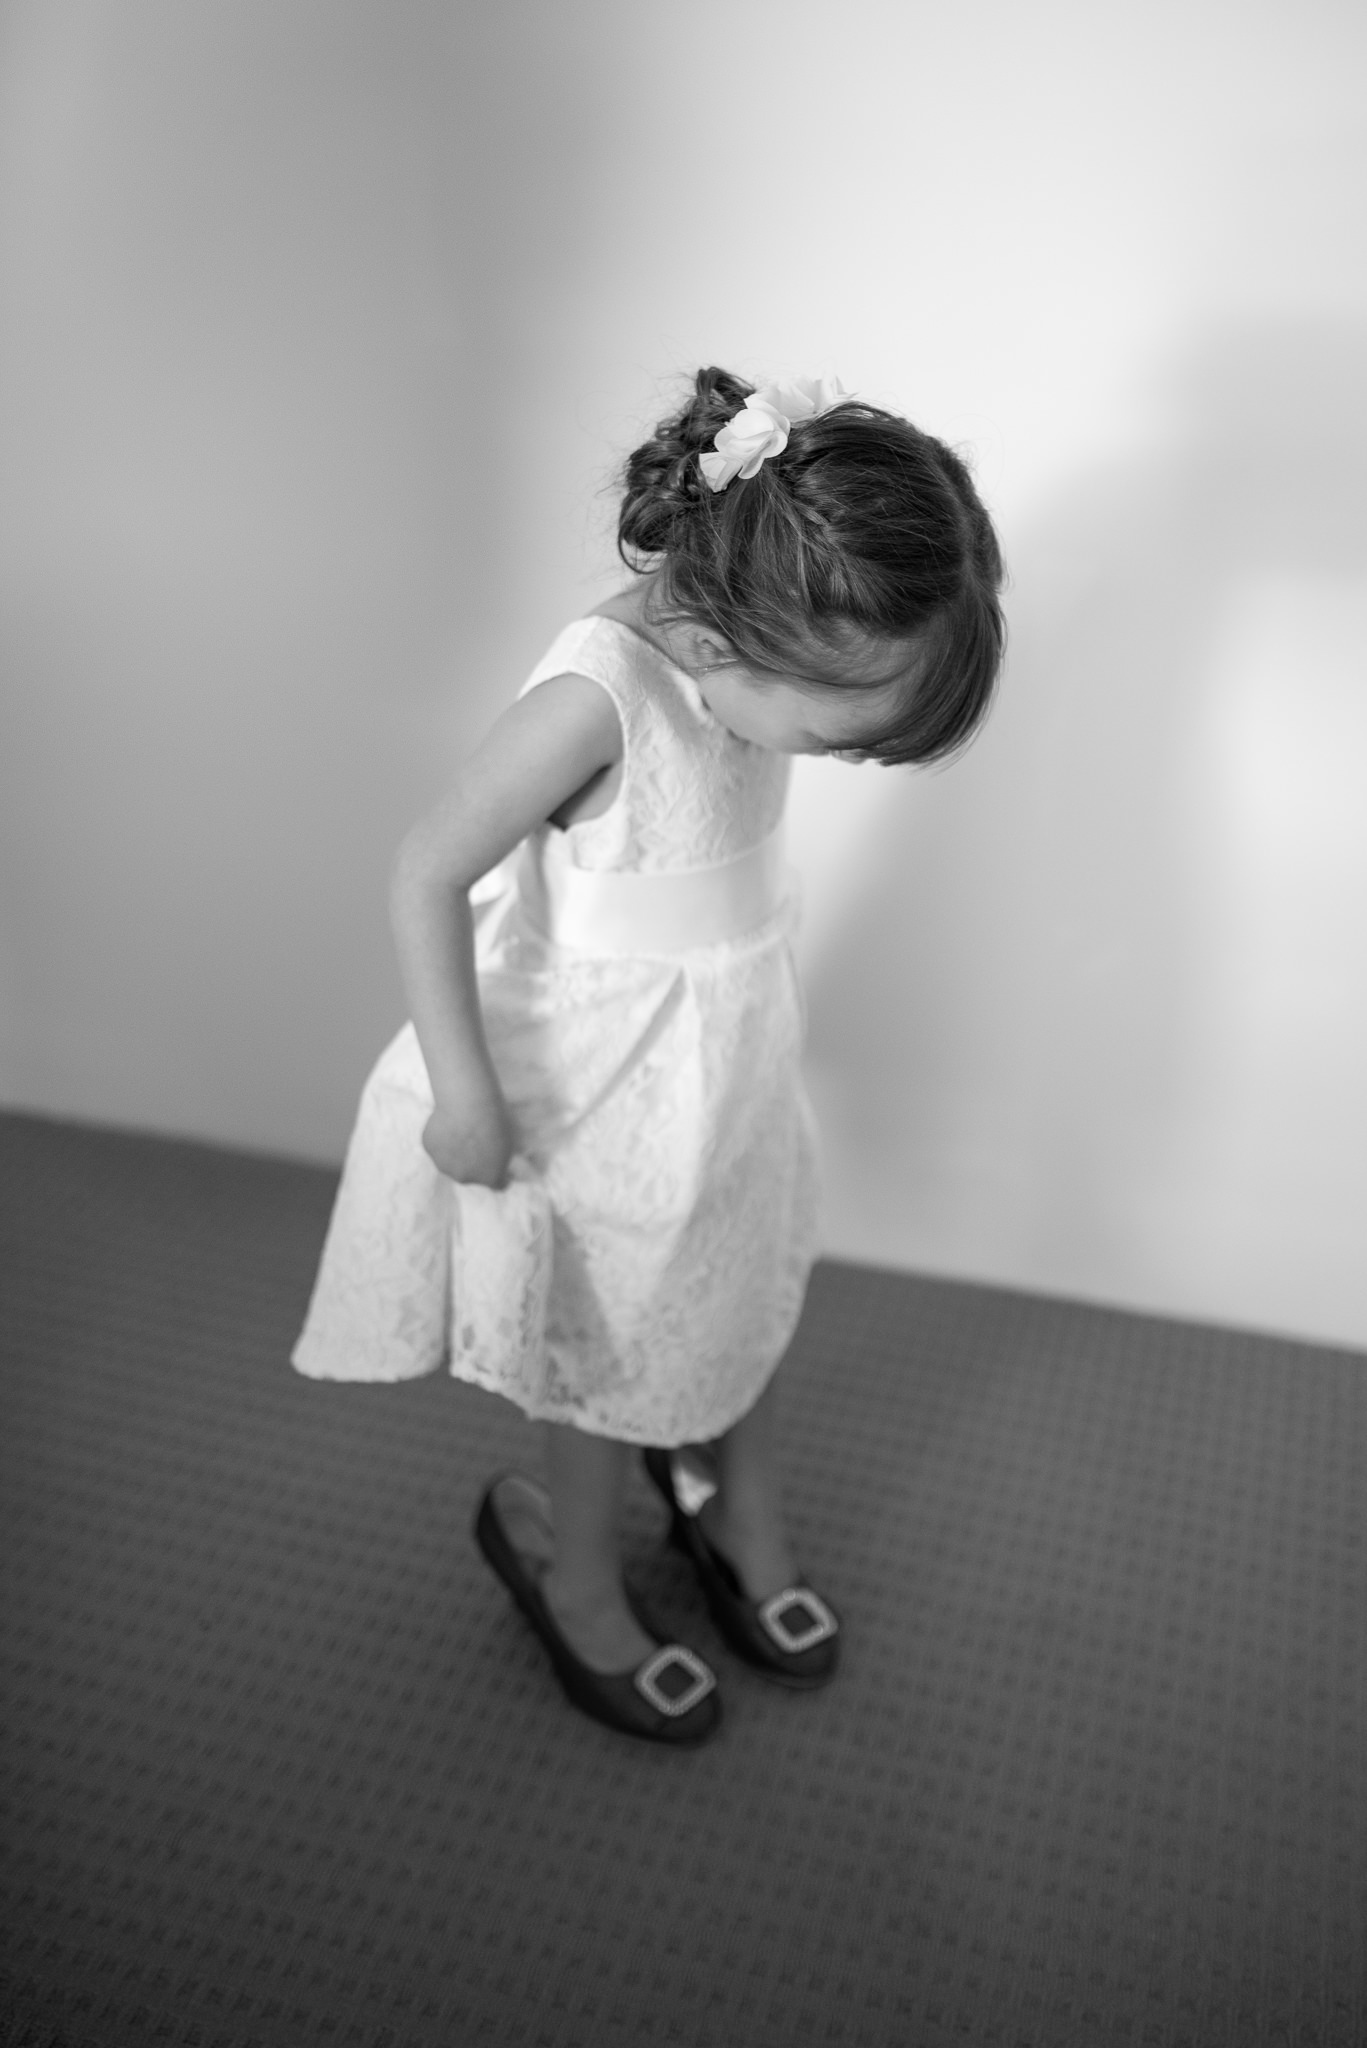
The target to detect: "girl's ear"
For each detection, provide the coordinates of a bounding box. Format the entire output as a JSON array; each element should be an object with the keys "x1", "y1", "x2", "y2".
[{"x1": 682, "y1": 625, "x2": 734, "y2": 675}]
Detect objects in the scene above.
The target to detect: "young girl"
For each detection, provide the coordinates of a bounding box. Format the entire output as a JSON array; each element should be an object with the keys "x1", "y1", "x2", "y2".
[{"x1": 293, "y1": 367, "x2": 1004, "y2": 1747}]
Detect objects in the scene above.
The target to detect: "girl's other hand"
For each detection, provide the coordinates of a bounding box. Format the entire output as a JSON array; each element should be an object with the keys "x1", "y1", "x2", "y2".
[{"x1": 422, "y1": 1089, "x2": 515, "y2": 1189}]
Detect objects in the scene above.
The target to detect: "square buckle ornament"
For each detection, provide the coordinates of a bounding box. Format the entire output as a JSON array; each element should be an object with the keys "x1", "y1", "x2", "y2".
[
  {"x1": 758, "y1": 1585, "x2": 839, "y2": 1654},
  {"x1": 634, "y1": 1644, "x2": 716, "y2": 1717}
]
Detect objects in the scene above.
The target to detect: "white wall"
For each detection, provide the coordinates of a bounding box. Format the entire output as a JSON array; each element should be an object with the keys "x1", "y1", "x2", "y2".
[{"x1": 3, "y1": 0, "x2": 1365, "y2": 1347}]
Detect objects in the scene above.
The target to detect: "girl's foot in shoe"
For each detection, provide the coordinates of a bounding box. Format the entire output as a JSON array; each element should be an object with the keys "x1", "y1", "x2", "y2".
[
  {"x1": 696, "y1": 1493, "x2": 799, "y2": 1605},
  {"x1": 476, "y1": 1474, "x2": 721, "y2": 1743},
  {"x1": 496, "y1": 1475, "x2": 659, "y2": 1671},
  {"x1": 539, "y1": 1569, "x2": 659, "y2": 1674},
  {"x1": 644, "y1": 1447, "x2": 840, "y2": 1688}
]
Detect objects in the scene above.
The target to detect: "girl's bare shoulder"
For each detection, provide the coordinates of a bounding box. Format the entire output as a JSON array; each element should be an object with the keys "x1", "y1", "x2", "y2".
[{"x1": 504, "y1": 668, "x2": 622, "y2": 761}]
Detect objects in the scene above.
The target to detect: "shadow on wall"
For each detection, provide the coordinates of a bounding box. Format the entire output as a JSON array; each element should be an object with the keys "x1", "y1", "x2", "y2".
[{"x1": 805, "y1": 315, "x2": 1367, "y2": 1331}]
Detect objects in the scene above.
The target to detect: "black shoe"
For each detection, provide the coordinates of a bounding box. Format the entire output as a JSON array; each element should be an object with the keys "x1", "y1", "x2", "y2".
[
  {"x1": 474, "y1": 1472, "x2": 721, "y2": 1746},
  {"x1": 643, "y1": 1447, "x2": 840, "y2": 1689}
]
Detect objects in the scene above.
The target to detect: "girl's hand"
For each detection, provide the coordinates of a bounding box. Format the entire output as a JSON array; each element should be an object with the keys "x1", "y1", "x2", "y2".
[{"x1": 422, "y1": 1086, "x2": 516, "y2": 1189}]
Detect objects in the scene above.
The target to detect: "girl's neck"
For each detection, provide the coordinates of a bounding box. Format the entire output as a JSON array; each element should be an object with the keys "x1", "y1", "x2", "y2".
[{"x1": 590, "y1": 572, "x2": 681, "y2": 660}]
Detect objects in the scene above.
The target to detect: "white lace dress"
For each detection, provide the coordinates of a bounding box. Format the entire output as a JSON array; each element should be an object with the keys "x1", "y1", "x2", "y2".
[{"x1": 291, "y1": 616, "x2": 820, "y2": 1446}]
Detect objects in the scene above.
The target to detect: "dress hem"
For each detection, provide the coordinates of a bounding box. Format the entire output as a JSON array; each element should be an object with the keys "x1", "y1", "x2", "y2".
[{"x1": 445, "y1": 1351, "x2": 791, "y2": 1448}]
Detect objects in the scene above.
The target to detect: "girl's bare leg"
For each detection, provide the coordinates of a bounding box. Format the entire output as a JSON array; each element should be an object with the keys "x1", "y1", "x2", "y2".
[
  {"x1": 702, "y1": 1375, "x2": 800, "y2": 1600},
  {"x1": 540, "y1": 1421, "x2": 657, "y2": 1673}
]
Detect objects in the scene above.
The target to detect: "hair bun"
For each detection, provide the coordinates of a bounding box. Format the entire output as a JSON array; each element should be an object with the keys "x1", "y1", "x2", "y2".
[{"x1": 618, "y1": 366, "x2": 753, "y2": 558}]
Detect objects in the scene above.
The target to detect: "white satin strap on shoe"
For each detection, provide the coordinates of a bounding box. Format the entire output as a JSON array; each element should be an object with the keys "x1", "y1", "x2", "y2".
[{"x1": 518, "y1": 826, "x2": 790, "y2": 957}]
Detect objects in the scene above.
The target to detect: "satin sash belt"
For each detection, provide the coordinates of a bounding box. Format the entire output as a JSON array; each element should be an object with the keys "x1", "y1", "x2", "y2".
[{"x1": 517, "y1": 826, "x2": 788, "y2": 956}]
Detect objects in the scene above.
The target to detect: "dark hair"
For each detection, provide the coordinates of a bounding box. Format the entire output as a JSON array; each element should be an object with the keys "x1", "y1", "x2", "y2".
[{"x1": 618, "y1": 366, "x2": 1005, "y2": 764}]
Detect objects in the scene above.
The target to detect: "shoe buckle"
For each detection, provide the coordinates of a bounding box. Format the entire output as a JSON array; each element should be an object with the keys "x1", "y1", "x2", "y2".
[
  {"x1": 758, "y1": 1586, "x2": 839, "y2": 1655},
  {"x1": 635, "y1": 1644, "x2": 716, "y2": 1717}
]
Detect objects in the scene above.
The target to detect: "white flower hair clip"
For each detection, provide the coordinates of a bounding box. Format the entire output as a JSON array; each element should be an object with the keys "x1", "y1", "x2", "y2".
[{"x1": 698, "y1": 374, "x2": 851, "y2": 493}]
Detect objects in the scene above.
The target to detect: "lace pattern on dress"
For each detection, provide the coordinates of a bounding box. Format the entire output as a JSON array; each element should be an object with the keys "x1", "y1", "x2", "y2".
[{"x1": 519, "y1": 617, "x2": 791, "y2": 873}]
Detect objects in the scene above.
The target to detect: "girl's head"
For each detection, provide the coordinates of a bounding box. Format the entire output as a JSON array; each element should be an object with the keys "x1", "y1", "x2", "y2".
[{"x1": 617, "y1": 366, "x2": 1005, "y2": 764}]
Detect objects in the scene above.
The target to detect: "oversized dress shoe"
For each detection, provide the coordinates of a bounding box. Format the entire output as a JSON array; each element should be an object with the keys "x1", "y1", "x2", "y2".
[
  {"x1": 642, "y1": 1447, "x2": 840, "y2": 1689},
  {"x1": 474, "y1": 1472, "x2": 721, "y2": 1746}
]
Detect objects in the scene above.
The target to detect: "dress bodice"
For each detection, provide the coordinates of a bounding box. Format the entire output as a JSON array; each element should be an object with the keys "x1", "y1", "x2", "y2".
[{"x1": 519, "y1": 616, "x2": 791, "y2": 875}]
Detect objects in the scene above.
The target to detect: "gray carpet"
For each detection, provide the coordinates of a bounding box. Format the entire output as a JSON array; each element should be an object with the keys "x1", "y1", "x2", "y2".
[{"x1": 1, "y1": 1107, "x2": 1364, "y2": 2047}]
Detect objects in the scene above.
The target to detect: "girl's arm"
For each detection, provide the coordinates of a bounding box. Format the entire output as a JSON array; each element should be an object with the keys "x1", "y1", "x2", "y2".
[{"x1": 390, "y1": 672, "x2": 622, "y2": 1186}]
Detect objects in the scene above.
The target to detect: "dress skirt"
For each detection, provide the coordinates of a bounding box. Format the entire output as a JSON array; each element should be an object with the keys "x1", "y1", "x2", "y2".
[{"x1": 291, "y1": 863, "x2": 820, "y2": 1447}]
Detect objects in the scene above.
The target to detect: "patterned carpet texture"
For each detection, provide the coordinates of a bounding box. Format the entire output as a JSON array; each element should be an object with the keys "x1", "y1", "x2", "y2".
[{"x1": 2, "y1": 1107, "x2": 1365, "y2": 2047}]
